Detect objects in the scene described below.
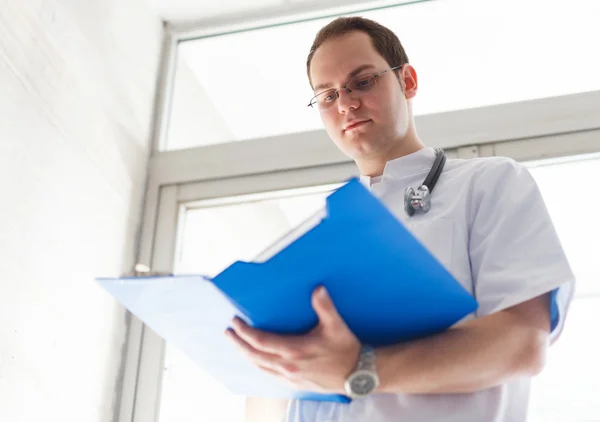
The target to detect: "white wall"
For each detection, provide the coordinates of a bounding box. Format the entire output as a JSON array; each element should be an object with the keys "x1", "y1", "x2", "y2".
[{"x1": 0, "y1": 1, "x2": 163, "y2": 421}]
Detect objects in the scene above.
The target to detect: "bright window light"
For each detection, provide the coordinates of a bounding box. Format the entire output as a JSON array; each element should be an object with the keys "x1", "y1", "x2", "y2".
[
  {"x1": 525, "y1": 154, "x2": 600, "y2": 421},
  {"x1": 159, "y1": 188, "x2": 332, "y2": 422},
  {"x1": 165, "y1": 0, "x2": 600, "y2": 150}
]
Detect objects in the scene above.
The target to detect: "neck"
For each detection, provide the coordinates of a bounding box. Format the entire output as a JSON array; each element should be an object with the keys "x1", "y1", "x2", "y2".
[{"x1": 357, "y1": 129, "x2": 425, "y2": 177}]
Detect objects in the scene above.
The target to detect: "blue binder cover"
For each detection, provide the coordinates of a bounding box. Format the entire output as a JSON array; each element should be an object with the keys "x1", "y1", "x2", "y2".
[{"x1": 97, "y1": 178, "x2": 478, "y2": 403}]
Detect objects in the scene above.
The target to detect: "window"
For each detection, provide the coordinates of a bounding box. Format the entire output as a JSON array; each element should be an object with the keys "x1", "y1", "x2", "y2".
[
  {"x1": 165, "y1": 0, "x2": 600, "y2": 150},
  {"x1": 126, "y1": 1, "x2": 600, "y2": 420},
  {"x1": 156, "y1": 153, "x2": 600, "y2": 421},
  {"x1": 526, "y1": 153, "x2": 600, "y2": 421},
  {"x1": 158, "y1": 186, "x2": 334, "y2": 422}
]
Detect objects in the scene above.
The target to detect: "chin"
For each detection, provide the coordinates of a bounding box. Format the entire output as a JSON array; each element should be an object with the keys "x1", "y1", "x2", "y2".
[
  {"x1": 342, "y1": 138, "x2": 381, "y2": 159},
  {"x1": 330, "y1": 127, "x2": 378, "y2": 155}
]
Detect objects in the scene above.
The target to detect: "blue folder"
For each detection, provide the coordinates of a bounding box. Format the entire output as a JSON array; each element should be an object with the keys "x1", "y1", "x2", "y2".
[{"x1": 97, "y1": 177, "x2": 478, "y2": 403}]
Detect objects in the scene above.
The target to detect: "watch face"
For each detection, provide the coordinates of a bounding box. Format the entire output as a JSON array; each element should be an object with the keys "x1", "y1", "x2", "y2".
[{"x1": 350, "y1": 372, "x2": 377, "y2": 396}]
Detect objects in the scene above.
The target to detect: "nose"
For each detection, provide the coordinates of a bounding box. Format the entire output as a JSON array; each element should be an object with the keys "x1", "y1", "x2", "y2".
[{"x1": 336, "y1": 88, "x2": 360, "y2": 114}]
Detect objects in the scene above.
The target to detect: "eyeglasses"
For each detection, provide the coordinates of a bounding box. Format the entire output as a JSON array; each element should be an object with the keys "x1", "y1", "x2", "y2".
[{"x1": 308, "y1": 66, "x2": 401, "y2": 111}]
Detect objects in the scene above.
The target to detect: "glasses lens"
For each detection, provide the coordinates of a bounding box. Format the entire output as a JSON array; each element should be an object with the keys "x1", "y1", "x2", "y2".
[
  {"x1": 308, "y1": 73, "x2": 378, "y2": 110},
  {"x1": 310, "y1": 90, "x2": 337, "y2": 110},
  {"x1": 348, "y1": 74, "x2": 377, "y2": 92}
]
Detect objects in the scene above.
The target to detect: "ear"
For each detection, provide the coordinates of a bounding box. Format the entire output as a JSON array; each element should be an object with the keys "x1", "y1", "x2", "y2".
[{"x1": 400, "y1": 64, "x2": 418, "y2": 100}]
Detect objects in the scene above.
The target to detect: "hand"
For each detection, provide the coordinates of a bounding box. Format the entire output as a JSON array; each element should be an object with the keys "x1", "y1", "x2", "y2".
[{"x1": 226, "y1": 286, "x2": 361, "y2": 395}]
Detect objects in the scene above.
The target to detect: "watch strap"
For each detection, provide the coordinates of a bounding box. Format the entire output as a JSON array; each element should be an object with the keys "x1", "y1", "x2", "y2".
[{"x1": 355, "y1": 345, "x2": 377, "y2": 372}]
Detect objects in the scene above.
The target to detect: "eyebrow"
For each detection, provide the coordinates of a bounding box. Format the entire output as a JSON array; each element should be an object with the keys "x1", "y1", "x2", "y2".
[{"x1": 313, "y1": 64, "x2": 377, "y2": 92}]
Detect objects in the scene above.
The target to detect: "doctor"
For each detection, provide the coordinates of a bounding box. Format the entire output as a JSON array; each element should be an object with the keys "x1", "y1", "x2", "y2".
[{"x1": 228, "y1": 16, "x2": 575, "y2": 422}]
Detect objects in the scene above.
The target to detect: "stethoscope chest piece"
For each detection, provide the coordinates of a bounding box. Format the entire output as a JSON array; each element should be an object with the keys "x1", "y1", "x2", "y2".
[
  {"x1": 403, "y1": 148, "x2": 446, "y2": 217},
  {"x1": 404, "y1": 185, "x2": 431, "y2": 217}
]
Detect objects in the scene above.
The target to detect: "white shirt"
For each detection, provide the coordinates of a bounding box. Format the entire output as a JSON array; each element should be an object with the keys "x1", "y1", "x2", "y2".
[{"x1": 285, "y1": 147, "x2": 575, "y2": 422}]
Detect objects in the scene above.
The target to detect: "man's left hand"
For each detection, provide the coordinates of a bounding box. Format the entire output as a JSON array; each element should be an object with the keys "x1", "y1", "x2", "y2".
[{"x1": 226, "y1": 286, "x2": 361, "y2": 395}]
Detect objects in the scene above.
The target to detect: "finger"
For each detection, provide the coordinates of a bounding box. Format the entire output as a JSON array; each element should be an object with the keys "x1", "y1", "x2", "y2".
[
  {"x1": 226, "y1": 328, "x2": 298, "y2": 375},
  {"x1": 226, "y1": 328, "x2": 280, "y2": 367},
  {"x1": 311, "y1": 286, "x2": 344, "y2": 329},
  {"x1": 231, "y1": 317, "x2": 300, "y2": 357},
  {"x1": 258, "y1": 364, "x2": 296, "y2": 381},
  {"x1": 258, "y1": 364, "x2": 281, "y2": 378}
]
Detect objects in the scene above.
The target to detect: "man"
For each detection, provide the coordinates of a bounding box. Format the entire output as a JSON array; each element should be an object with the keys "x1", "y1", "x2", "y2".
[{"x1": 228, "y1": 16, "x2": 575, "y2": 422}]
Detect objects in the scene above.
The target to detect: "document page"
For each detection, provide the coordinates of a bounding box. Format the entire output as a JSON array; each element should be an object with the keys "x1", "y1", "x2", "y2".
[{"x1": 253, "y1": 207, "x2": 327, "y2": 262}]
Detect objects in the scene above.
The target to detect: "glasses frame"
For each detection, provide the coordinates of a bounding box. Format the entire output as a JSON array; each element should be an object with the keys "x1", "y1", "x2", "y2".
[{"x1": 307, "y1": 65, "x2": 402, "y2": 109}]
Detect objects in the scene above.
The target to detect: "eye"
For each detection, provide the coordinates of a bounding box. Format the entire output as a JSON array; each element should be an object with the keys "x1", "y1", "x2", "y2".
[
  {"x1": 321, "y1": 91, "x2": 337, "y2": 103},
  {"x1": 351, "y1": 76, "x2": 375, "y2": 91}
]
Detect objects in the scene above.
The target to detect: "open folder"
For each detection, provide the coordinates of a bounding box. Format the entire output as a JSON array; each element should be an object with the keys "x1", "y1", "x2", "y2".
[{"x1": 96, "y1": 178, "x2": 478, "y2": 403}]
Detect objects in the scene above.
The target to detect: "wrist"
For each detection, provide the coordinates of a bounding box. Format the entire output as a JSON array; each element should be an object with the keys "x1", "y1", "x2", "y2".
[
  {"x1": 373, "y1": 346, "x2": 389, "y2": 393},
  {"x1": 344, "y1": 344, "x2": 380, "y2": 398},
  {"x1": 373, "y1": 344, "x2": 410, "y2": 394}
]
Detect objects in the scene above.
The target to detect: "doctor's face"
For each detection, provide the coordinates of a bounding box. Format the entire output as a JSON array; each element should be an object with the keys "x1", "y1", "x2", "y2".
[{"x1": 308, "y1": 31, "x2": 417, "y2": 168}]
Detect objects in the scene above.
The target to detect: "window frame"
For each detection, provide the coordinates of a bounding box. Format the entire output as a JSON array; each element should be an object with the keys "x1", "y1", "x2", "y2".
[{"x1": 117, "y1": 9, "x2": 600, "y2": 422}]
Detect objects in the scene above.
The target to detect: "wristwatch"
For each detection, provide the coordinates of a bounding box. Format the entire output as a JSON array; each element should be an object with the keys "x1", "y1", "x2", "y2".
[{"x1": 344, "y1": 345, "x2": 380, "y2": 398}]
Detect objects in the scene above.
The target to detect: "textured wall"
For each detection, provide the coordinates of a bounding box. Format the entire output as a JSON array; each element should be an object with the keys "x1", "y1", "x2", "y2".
[{"x1": 0, "y1": 1, "x2": 163, "y2": 421}]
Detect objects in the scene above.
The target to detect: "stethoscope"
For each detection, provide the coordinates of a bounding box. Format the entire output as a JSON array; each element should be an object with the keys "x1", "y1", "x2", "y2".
[{"x1": 404, "y1": 148, "x2": 446, "y2": 217}]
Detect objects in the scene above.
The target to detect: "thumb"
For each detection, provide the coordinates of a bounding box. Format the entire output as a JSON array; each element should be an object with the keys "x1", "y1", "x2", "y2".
[{"x1": 312, "y1": 286, "x2": 344, "y2": 330}]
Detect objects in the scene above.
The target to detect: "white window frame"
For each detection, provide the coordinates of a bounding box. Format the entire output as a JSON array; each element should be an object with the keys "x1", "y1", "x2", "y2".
[{"x1": 116, "y1": 8, "x2": 600, "y2": 422}]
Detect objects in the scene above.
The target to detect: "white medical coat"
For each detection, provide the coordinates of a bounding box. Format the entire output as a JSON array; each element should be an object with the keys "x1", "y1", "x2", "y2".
[{"x1": 285, "y1": 147, "x2": 575, "y2": 422}]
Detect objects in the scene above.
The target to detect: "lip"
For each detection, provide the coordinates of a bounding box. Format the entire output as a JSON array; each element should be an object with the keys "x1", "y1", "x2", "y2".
[{"x1": 344, "y1": 120, "x2": 371, "y2": 131}]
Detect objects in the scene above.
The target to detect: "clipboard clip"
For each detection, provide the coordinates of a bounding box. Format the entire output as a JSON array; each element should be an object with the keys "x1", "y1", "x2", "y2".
[{"x1": 121, "y1": 263, "x2": 172, "y2": 278}]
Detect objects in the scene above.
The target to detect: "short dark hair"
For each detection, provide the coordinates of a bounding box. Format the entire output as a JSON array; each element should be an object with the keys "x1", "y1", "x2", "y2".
[{"x1": 306, "y1": 16, "x2": 410, "y2": 87}]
